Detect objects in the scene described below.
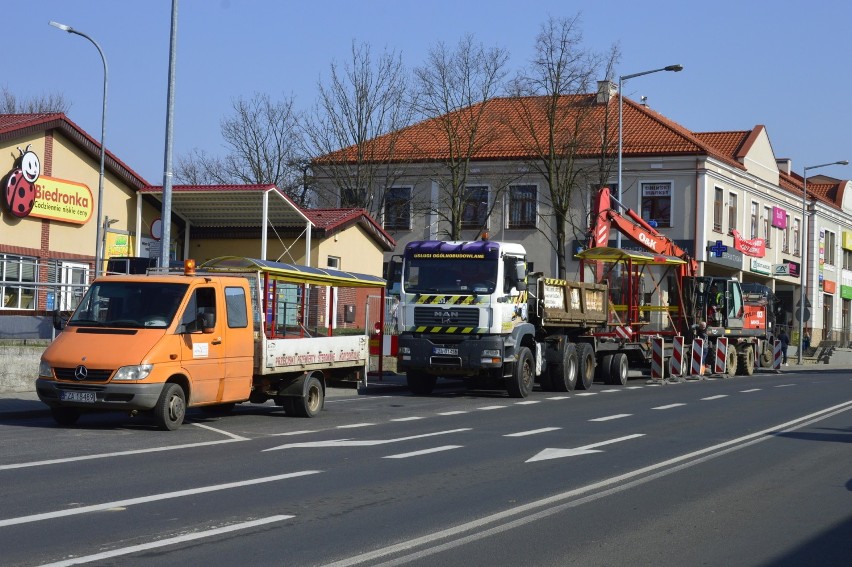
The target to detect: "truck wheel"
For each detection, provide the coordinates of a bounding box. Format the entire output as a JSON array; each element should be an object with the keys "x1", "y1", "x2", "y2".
[
  {"x1": 50, "y1": 407, "x2": 81, "y2": 426},
  {"x1": 609, "y1": 353, "x2": 629, "y2": 385},
  {"x1": 507, "y1": 347, "x2": 534, "y2": 398},
  {"x1": 407, "y1": 371, "x2": 436, "y2": 395},
  {"x1": 154, "y1": 383, "x2": 186, "y2": 431},
  {"x1": 736, "y1": 346, "x2": 755, "y2": 376},
  {"x1": 549, "y1": 344, "x2": 577, "y2": 392},
  {"x1": 292, "y1": 376, "x2": 324, "y2": 417},
  {"x1": 759, "y1": 342, "x2": 773, "y2": 368},
  {"x1": 576, "y1": 343, "x2": 595, "y2": 390},
  {"x1": 598, "y1": 354, "x2": 614, "y2": 384},
  {"x1": 725, "y1": 344, "x2": 738, "y2": 377}
]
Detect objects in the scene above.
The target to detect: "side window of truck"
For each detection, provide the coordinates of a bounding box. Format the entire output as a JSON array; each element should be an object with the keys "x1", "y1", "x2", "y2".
[
  {"x1": 225, "y1": 286, "x2": 248, "y2": 328},
  {"x1": 180, "y1": 287, "x2": 216, "y2": 332}
]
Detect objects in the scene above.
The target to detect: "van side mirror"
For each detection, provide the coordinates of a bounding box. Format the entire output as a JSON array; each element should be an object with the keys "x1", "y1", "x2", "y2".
[
  {"x1": 200, "y1": 311, "x2": 216, "y2": 333},
  {"x1": 53, "y1": 310, "x2": 68, "y2": 331}
]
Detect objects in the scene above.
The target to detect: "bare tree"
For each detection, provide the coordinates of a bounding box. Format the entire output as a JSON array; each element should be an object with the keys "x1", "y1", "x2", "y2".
[
  {"x1": 1, "y1": 87, "x2": 71, "y2": 114},
  {"x1": 505, "y1": 15, "x2": 620, "y2": 278},
  {"x1": 175, "y1": 92, "x2": 308, "y2": 205},
  {"x1": 303, "y1": 41, "x2": 414, "y2": 218},
  {"x1": 414, "y1": 35, "x2": 509, "y2": 240}
]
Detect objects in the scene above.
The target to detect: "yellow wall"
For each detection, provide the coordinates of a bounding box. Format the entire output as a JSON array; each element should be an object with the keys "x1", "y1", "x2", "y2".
[{"x1": 0, "y1": 133, "x2": 45, "y2": 250}]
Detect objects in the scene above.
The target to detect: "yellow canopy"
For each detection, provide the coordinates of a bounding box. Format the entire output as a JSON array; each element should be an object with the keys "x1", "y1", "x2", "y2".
[{"x1": 575, "y1": 246, "x2": 686, "y2": 266}]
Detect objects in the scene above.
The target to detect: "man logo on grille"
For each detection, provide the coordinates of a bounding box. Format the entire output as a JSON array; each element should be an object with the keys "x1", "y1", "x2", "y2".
[{"x1": 74, "y1": 365, "x2": 88, "y2": 381}]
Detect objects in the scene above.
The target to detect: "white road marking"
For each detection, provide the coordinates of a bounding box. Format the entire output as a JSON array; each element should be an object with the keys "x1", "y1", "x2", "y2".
[
  {"x1": 477, "y1": 405, "x2": 506, "y2": 411},
  {"x1": 652, "y1": 403, "x2": 686, "y2": 410},
  {"x1": 437, "y1": 411, "x2": 469, "y2": 415},
  {"x1": 0, "y1": 439, "x2": 244, "y2": 471},
  {"x1": 328, "y1": 401, "x2": 852, "y2": 567},
  {"x1": 775, "y1": 384, "x2": 796, "y2": 388},
  {"x1": 337, "y1": 423, "x2": 376, "y2": 429},
  {"x1": 384, "y1": 445, "x2": 462, "y2": 459},
  {"x1": 625, "y1": 386, "x2": 644, "y2": 390},
  {"x1": 575, "y1": 392, "x2": 596, "y2": 396},
  {"x1": 191, "y1": 423, "x2": 249, "y2": 440},
  {"x1": 0, "y1": 471, "x2": 320, "y2": 528},
  {"x1": 390, "y1": 417, "x2": 424, "y2": 422},
  {"x1": 601, "y1": 390, "x2": 621, "y2": 394},
  {"x1": 263, "y1": 428, "x2": 471, "y2": 452},
  {"x1": 515, "y1": 401, "x2": 540, "y2": 405},
  {"x1": 589, "y1": 414, "x2": 631, "y2": 422},
  {"x1": 741, "y1": 388, "x2": 762, "y2": 393},
  {"x1": 702, "y1": 395, "x2": 728, "y2": 400},
  {"x1": 37, "y1": 515, "x2": 293, "y2": 566},
  {"x1": 527, "y1": 434, "x2": 645, "y2": 462},
  {"x1": 268, "y1": 430, "x2": 319, "y2": 437},
  {"x1": 504, "y1": 427, "x2": 561, "y2": 437},
  {"x1": 545, "y1": 396, "x2": 570, "y2": 400}
]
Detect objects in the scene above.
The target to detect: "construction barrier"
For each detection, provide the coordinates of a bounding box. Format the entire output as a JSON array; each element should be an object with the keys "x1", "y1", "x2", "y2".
[
  {"x1": 650, "y1": 336, "x2": 664, "y2": 380},
  {"x1": 615, "y1": 326, "x2": 631, "y2": 340},
  {"x1": 714, "y1": 337, "x2": 728, "y2": 375},
  {"x1": 690, "y1": 338, "x2": 705, "y2": 377},
  {"x1": 671, "y1": 336, "x2": 684, "y2": 378},
  {"x1": 773, "y1": 339, "x2": 782, "y2": 370}
]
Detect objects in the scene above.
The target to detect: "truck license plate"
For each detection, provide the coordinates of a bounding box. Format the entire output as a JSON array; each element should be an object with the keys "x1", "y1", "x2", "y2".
[
  {"x1": 432, "y1": 347, "x2": 458, "y2": 356},
  {"x1": 60, "y1": 391, "x2": 96, "y2": 403}
]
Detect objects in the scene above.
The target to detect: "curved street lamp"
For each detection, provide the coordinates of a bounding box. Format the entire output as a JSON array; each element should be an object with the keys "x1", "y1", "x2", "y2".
[
  {"x1": 616, "y1": 64, "x2": 683, "y2": 250},
  {"x1": 49, "y1": 20, "x2": 108, "y2": 277},
  {"x1": 797, "y1": 159, "x2": 849, "y2": 363}
]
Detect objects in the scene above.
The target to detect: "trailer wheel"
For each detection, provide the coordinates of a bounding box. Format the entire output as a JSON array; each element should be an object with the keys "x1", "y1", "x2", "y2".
[
  {"x1": 736, "y1": 346, "x2": 755, "y2": 376},
  {"x1": 609, "y1": 353, "x2": 629, "y2": 385},
  {"x1": 507, "y1": 347, "x2": 534, "y2": 398},
  {"x1": 725, "y1": 344, "x2": 738, "y2": 377},
  {"x1": 153, "y1": 383, "x2": 186, "y2": 431},
  {"x1": 50, "y1": 406, "x2": 81, "y2": 426},
  {"x1": 548, "y1": 344, "x2": 577, "y2": 392},
  {"x1": 407, "y1": 371, "x2": 437, "y2": 395},
  {"x1": 598, "y1": 354, "x2": 614, "y2": 384},
  {"x1": 575, "y1": 343, "x2": 595, "y2": 390},
  {"x1": 292, "y1": 376, "x2": 324, "y2": 417}
]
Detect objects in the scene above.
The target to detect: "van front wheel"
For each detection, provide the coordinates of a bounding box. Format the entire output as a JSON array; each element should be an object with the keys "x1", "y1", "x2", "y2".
[{"x1": 154, "y1": 383, "x2": 186, "y2": 431}]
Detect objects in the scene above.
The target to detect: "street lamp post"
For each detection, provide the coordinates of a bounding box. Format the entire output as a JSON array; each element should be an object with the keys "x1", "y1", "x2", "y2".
[
  {"x1": 49, "y1": 20, "x2": 108, "y2": 277},
  {"x1": 616, "y1": 64, "x2": 683, "y2": 250},
  {"x1": 797, "y1": 159, "x2": 849, "y2": 364}
]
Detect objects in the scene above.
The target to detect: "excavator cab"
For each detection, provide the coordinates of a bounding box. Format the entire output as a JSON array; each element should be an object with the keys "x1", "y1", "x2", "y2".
[{"x1": 690, "y1": 277, "x2": 744, "y2": 333}]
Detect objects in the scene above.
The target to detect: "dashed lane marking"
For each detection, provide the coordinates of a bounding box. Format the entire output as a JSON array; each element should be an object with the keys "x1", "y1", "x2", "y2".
[
  {"x1": 741, "y1": 389, "x2": 762, "y2": 393},
  {"x1": 702, "y1": 395, "x2": 728, "y2": 401},
  {"x1": 384, "y1": 445, "x2": 463, "y2": 459},
  {"x1": 337, "y1": 423, "x2": 376, "y2": 429},
  {"x1": 515, "y1": 401, "x2": 540, "y2": 405},
  {"x1": 652, "y1": 403, "x2": 686, "y2": 410},
  {"x1": 589, "y1": 414, "x2": 632, "y2": 422},
  {"x1": 477, "y1": 406, "x2": 507, "y2": 411},
  {"x1": 391, "y1": 417, "x2": 425, "y2": 422},
  {"x1": 504, "y1": 427, "x2": 561, "y2": 437},
  {"x1": 437, "y1": 411, "x2": 469, "y2": 416}
]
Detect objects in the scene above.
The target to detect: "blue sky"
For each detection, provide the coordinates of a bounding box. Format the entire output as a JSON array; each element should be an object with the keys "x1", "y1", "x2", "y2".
[{"x1": 8, "y1": 0, "x2": 851, "y2": 184}]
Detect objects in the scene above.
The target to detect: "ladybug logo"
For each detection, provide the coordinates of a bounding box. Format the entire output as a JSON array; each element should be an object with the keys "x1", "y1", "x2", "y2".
[{"x1": 4, "y1": 145, "x2": 40, "y2": 218}]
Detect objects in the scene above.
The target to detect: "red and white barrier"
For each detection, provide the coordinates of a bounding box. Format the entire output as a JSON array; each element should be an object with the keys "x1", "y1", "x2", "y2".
[
  {"x1": 690, "y1": 338, "x2": 705, "y2": 377},
  {"x1": 714, "y1": 337, "x2": 728, "y2": 375},
  {"x1": 650, "y1": 337, "x2": 664, "y2": 380},
  {"x1": 671, "y1": 336, "x2": 684, "y2": 378},
  {"x1": 615, "y1": 326, "x2": 631, "y2": 340},
  {"x1": 773, "y1": 339, "x2": 782, "y2": 370}
]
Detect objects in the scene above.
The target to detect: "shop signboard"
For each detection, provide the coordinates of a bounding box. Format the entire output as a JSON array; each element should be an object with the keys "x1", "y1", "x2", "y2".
[
  {"x1": 750, "y1": 258, "x2": 771, "y2": 275},
  {"x1": 706, "y1": 240, "x2": 743, "y2": 269}
]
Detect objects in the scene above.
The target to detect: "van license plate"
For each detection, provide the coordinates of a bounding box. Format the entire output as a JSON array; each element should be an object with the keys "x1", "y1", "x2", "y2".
[
  {"x1": 60, "y1": 391, "x2": 96, "y2": 403},
  {"x1": 432, "y1": 347, "x2": 458, "y2": 356}
]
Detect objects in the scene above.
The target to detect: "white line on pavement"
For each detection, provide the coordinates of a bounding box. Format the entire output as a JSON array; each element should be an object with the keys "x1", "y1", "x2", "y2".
[
  {"x1": 589, "y1": 414, "x2": 632, "y2": 422},
  {"x1": 384, "y1": 446, "x2": 463, "y2": 459},
  {"x1": 652, "y1": 403, "x2": 686, "y2": 410},
  {"x1": 437, "y1": 411, "x2": 469, "y2": 415},
  {"x1": 191, "y1": 423, "x2": 249, "y2": 440},
  {"x1": 515, "y1": 401, "x2": 540, "y2": 405},
  {"x1": 504, "y1": 427, "x2": 561, "y2": 437},
  {"x1": 337, "y1": 423, "x2": 376, "y2": 429},
  {"x1": 574, "y1": 393, "x2": 596, "y2": 396},
  {"x1": 477, "y1": 406, "x2": 506, "y2": 411},
  {"x1": 390, "y1": 417, "x2": 424, "y2": 422},
  {"x1": 36, "y1": 515, "x2": 294, "y2": 566},
  {"x1": 740, "y1": 389, "x2": 762, "y2": 393},
  {"x1": 702, "y1": 395, "x2": 728, "y2": 400},
  {"x1": 545, "y1": 396, "x2": 570, "y2": 400}
]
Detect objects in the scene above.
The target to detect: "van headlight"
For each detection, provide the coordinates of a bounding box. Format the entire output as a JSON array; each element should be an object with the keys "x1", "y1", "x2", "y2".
[
  {"x1": 38, "y1": 360, "x2": 53, "y2": 378},
  {"x1": 112, "y1": 364, "x2": 154, "y2": 381}
]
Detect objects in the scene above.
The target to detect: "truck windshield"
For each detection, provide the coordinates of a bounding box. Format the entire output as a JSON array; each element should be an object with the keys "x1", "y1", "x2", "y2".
[
  {"x1": 69, "y1": 282, "x2": 189, "y2": 329},
  {"x1": 403, "y1": 258, "x2": 497, "y2": 295}
]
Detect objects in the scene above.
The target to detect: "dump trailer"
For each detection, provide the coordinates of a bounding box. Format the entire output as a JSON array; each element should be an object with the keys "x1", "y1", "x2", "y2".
[{"x1": 395, "y1": 239, "x2": 608, "y2": 397}]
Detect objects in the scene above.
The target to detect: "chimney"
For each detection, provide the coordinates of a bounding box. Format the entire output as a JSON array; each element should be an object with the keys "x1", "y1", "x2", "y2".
[
  {"x1": 596, "y1": 80, "x2": 617, "y2": 104},
  {"x1": 776, "y1": 158, "x2": 792, "y2": 175}
]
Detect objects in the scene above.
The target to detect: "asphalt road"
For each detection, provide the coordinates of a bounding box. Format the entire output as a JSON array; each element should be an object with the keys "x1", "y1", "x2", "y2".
[{"x1": 1, "y1": 369, "x2": 850, "y2": 566}]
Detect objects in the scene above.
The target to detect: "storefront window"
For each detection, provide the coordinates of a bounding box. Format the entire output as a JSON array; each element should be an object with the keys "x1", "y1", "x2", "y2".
[{"x1": 1, "y1": 255, "x2": 37, "y2": 310}]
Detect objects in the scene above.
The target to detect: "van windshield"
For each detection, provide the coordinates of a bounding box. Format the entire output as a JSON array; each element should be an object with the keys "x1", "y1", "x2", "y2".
[{"x1": 69, "y1": 282, "x2": 189, "y2": 329}]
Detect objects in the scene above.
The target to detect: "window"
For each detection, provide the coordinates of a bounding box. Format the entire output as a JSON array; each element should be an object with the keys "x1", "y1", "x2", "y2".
[
  {"x1": 327, "y1": 256, "x2": 340, "y2": 269},
  {"x1": 728, "y1": 193, "x2": 738, "y2": 234},
  {"x1": 508, "y1": 184, "x2": 537, "y2": 229},
  {"x1": 825, "y1": 229, "x2": 836, "y2": 266},
  {"x1": 340, "y1": 187, "x2": 362, "y2": 208},
  {"x1": 713, "y1": 187, "x2": 723, "y2": 232},
  {"x1": 763, "y1": 206, "x2": 771, "y2": 248},
  {"x1": 462, "y1": 185, "x2": 489, "y2": 230},
  {"x1": 750, "y1": 202, "x2": 759, "y2": 239},
  {"x1": 844, "y1": 249, "x2": 852, "y2": 271},
  {"x1": 1, "y1": 255, "x2": 37, "y2": 310},
  {"x1": 225, "y1": 286, "x2": 248, "y2": 328},
  {"x1": 792, "y1": 218, "x2": 800, "y2": 255},
  {"x1": 782, "y1": 214, "x2": 790, "y2": 253},
  {"x1": 383, "y1": 187, "x2": 411, "y2": 230},
  {"x1": 640, "y1": 182, "x2": 672, "y2": 228}
]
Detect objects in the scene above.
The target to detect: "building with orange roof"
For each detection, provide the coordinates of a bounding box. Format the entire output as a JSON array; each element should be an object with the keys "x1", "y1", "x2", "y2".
[{"x1": 311, "y1": 82, "x2": 852, "y2": 346}]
